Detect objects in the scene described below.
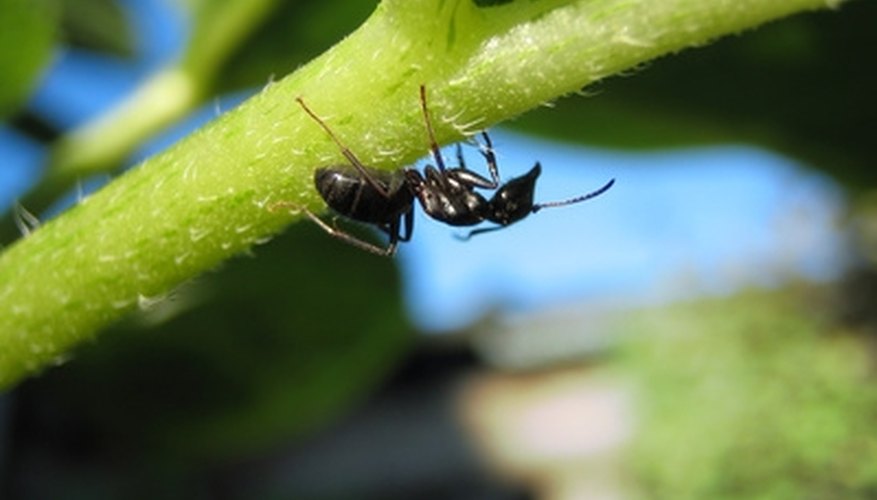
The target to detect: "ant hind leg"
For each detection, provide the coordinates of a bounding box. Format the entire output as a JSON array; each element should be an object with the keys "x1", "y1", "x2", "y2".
[
  {"x1": 300, "y1": 207, "x2": 398, "y2": 257},
  {"x1": 296, "y1": 96, "x2": 392, "y2": 199}
]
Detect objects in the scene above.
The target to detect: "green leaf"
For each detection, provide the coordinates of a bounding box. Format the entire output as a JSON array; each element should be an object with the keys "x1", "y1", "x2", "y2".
[
  {"x1": 179, "y1": 0, "x2": 280, "y2": 82},
  {"x1": 211, "y1": 0, "x2": 376, "y2": 93},
  {"x1": 56, "y1": 0, "x2": 133, "y2": 55},
  {"x1": 0, "y1": 0, "x2": 56, "y2": 117}
]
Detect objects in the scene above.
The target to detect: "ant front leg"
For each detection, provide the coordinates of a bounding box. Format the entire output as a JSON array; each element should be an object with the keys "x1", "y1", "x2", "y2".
[
  {"x1": 477, "y1": 131, "x2": 501, "y2": 186},
  {"x1": 455, "y1": 143, "x2": 467, "y2": 170},
  {"x1": 452, "y1": 141, "x2": 496, "y2": 190}
]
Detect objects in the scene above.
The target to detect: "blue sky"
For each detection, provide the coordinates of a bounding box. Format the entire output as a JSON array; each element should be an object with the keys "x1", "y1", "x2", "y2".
[
  {"x1": 398, "y1": 133, "x2": 846, "y2": 331},
  {"x1": 0, "y1": 0, "x2": 848, "y2": 333}
]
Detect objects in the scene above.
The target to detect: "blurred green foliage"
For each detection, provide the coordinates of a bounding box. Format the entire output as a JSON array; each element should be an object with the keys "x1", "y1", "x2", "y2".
[
  {"x1": 514, "y1": 0, "x2": 877, "y2": 189},
  {"x1": 52, "y1": 0, "x2": 133, "y2": 55},
  {"x1": 18, "y1": 222, "x2": 411, "y2": 467},
  {"x1": 0, "y1": 0, "x2": 377, "y2": 242},
  {"x1": 210, "y1": 0, "x2": 376, "y2": 93},
  {"x1": 620, "y1": 289, "x2": 877, "y2": 498},
  {"x1": 0, "y1": 0, "x2": 56, "y2": 118}
]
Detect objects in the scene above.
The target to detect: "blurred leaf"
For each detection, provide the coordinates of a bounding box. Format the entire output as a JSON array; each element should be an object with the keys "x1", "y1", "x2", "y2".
[
  {"x1": 0, "y1": 0, "x2": 56, "y2": 117},
  {"x1": 620, "y1": 289, "x2": 877, "y2": 498},
  {"x1": 179, "y1": 0, "x2": 279, "y2": 82},
  {"x1": 18, "y1": 222, "x2": 411, "y2": 466},
  {"x1": 208, "y1": 0, "x2": 376, "y2": 93},
  {"x1": 513, "y1": 0, "x2": 876, "y2": 189},
  {"x1": 55, "y1": 0, "x2": 133, "y2": 55},
  {"x1": 0, "y1": 0, "x2": 285, "y2": 241},
  {"x1": 473, "y1": 0, "x2": 515, "y2": 6}
]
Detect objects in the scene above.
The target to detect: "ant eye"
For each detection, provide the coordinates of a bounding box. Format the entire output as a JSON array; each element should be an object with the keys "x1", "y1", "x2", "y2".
[{"x1": 483, "y1": 166, "x2": 539, "y2": 226}]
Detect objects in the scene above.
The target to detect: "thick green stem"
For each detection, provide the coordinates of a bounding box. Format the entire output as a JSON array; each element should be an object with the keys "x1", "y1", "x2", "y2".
[{"x1": 0, "y1": 0, "x2": 843, "y2": 388}]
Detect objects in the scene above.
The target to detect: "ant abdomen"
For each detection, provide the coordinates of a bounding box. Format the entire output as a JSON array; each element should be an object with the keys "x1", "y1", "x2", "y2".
[{"x1": 314, "y1": 166, "x2": 412, "y2": 224}]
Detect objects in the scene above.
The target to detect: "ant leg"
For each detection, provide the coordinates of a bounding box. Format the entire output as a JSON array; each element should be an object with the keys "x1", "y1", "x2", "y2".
[
  {"x1": 532, "y1": 178, "x2": 616, "y2": 213},
  {"x1": 296, "y1": 96, "x2": 392, "y2": 199},
  {"x1": 419, "y1": 84, "x2": 448, "y2": 172},
  {"x1": 267, "y1": 200, "x2": 305, "y2": 215},
  {"x1": 450, "y1": 134, "x2": 498, "y2": 189},
  {"x1": 300, "y1": 206, "x2": 398, "y2": 257},
  {"x1": 477, "y1": 131, "x2": 501, "y2": 186},
  {"x1": 455, "y1": 143, "x2": 467, "y2": 170},
  {"x1": 374, "y1": 212, "x2": 412, "y2": 244},
  {"x1": 452, "y1": 224, "x2": 507, "y2": 241},
  {"x1": 399, "y1": 208, "x2": 415, "y2": 242}
]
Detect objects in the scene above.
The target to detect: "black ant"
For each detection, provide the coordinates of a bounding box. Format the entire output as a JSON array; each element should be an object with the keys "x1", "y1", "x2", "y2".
[{"x1": 291, "y1": 85, "x2": 614, "y2": 256}]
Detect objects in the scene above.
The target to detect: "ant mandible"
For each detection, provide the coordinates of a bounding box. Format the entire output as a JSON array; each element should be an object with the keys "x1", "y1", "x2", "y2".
[{"x1": 293, "y1": 85, "x2": 615, "y2": 256}]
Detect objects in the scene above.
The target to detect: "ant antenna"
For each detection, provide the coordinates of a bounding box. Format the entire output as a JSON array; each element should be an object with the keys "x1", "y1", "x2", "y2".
[
  {"x1": 533, "y1": 178, "x2": 615, "y2": 212},
  {"x1": 458, "y1": 177, "x2": 616, "y2": 240},
  {"x1": 296, "y1": 96, "x2": 391, "y2": 198},
  {"x1": 419, "y1": 85, "x2": 447, "y2": 172}
]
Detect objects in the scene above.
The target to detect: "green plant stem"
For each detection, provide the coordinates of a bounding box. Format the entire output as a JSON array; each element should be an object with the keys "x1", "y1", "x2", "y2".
[{"x1": 0, "y1": 0, "x2": 843, "y2": 388}]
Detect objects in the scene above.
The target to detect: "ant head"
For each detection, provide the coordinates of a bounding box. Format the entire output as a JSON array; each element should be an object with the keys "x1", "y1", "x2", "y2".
[{"x1": 485, "y1": 163, "x2": 541, "y2": 226}]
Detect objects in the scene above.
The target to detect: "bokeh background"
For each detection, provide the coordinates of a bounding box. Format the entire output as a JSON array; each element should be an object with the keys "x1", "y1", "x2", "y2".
[{"x1": 1, "y1": 0, "x2": 876, "y2": 498}]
